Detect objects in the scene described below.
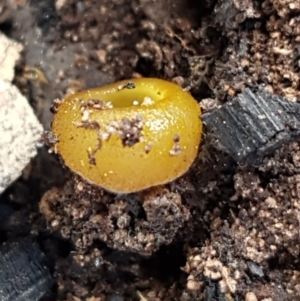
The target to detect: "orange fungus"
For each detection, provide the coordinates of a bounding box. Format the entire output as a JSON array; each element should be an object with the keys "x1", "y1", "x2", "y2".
[{"x1": 51, "y1": 78, "x2": 202, "y2": 193}]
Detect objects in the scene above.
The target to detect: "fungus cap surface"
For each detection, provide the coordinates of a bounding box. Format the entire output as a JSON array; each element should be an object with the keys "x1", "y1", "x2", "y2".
[{"x1": 51, "y1": 78, "x2": 202, "y2": 193}]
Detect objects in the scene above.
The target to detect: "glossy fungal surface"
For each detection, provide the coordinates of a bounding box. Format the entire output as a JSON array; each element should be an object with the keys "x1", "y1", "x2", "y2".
[{"x1": 51, "y1": 78, "x2": 202, "y2": 193}]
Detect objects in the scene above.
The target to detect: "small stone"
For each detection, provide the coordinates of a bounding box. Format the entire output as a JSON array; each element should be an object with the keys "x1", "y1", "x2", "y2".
[
  {"x1": 204, "y1": 259, "x2": 223, "y2": 280},
  {"x1": 245, "y1": 292, "x2": 258, "y2": 301},
  {"x1": 187, "y1": 279, "x2": 201, "y2": 291}
]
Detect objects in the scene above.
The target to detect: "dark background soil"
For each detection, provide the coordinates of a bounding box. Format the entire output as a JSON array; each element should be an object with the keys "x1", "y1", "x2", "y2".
[{"x1": 0, "y1": 0, "x2": 300, "y2": 300}]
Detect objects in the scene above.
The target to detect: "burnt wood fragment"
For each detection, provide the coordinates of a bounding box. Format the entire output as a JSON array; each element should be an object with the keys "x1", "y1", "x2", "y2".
[
  {"x1": 0, "y1": 238, "x2": 53, "y2": 301},
  {"x1": 202, "y1": 88, "x2": 300, "y2": 164}
]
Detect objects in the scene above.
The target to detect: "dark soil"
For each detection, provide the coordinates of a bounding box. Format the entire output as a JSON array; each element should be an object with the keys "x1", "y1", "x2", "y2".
[{"x1": 1, "y1": 0, "x2": 300, "y2": 300}]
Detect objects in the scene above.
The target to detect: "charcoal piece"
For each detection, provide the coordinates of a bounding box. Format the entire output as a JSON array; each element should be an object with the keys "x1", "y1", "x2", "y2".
[
  {"x1": 204, "y1": 278, "x2": 227, "y2": 301},
  {"x1": 0, "y1": 238, "x2": 53, "y2": 301},
  {"x1": 202, "y1": 88, "x2": 300, "y2": 164},
  {"x1": 247, "y1": 261, "x2": 264, "y2": 278}
]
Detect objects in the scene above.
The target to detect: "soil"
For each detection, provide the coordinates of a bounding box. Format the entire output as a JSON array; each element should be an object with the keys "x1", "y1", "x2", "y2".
[{"x1": 1, "y1": 0, "x2": 300, "y2": 300}]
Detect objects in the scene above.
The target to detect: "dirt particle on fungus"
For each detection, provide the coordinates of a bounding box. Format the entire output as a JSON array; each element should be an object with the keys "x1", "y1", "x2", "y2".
[
  {"x1": 87, "y1": 139, "x2": 102, "y2": 165},
  {"x1": 144, "y1": 142, "x2": 152, "y2": 154},
  {"x1": 42, "y1": 131, "x2": 59, "y2": 149},
  {"x1": 73, "y1": 119, "x2": 101, "y2": 131},
  {"x1": 50, "y1": 98, "x2": 62, "y2": 113},
  {"x1": 117, "y1": 81, "x2": 136, "y2": 91},
  {"x1": 115, "y1": 114, "x2": 144, "y2": 147},
  {"x1": 99, "y1": 114, "x2": 144, "y2": 147},
  {"x1": 141, "y1": 96, "x2": 154, "y2": 106},
  {"x1": 169, "y1": 134, "x2": 182, "y2": 156},
  {"x1": 81, "y1": 99, "x2": 113, "y2": 110},
  {"x1": 80, "y1": 108, "x2": 91, "y2": 122}
]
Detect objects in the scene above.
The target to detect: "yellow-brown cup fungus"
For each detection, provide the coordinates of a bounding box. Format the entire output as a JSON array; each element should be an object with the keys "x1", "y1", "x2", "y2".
[{"x1": 51, "y1": 78, "x2": 202, "y2": 193}]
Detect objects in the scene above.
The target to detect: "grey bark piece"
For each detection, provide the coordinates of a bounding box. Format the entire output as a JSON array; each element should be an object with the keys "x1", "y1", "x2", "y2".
[
  {"x1": 0, "y1": 238, "x2": 53, "y2": 301},
  {"x1": 0, "y1": 80, "x2": 43, "y2": 193},
  {"x1": 0, "y1": 32, "x2": 23, "y2": 82},
  {"x1": 202, "y1": 88, "x2": 300, "y2": 164}
]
